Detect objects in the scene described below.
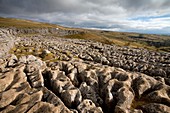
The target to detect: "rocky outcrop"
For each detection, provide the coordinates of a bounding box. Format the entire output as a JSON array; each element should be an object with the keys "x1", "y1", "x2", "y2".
[
  {"x1": 0, "y1": 28, "x2": 16, "y2": 58},
  {"x1": 0, "y1": 54, "x2": 170, "y2": 113},
  {"x1": 0, "y1": 27, "x2": 81, "y2": 37}
]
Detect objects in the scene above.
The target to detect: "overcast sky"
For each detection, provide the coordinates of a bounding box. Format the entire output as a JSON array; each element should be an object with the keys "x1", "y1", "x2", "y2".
[{"x1": 0, "y1": 0, "x2": 170, "y2": 34}]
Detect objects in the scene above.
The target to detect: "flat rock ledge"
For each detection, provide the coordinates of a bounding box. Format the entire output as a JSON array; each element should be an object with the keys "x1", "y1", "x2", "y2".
[{"x1": 0, "y1": 54, "x2": 170, "y2": 113}]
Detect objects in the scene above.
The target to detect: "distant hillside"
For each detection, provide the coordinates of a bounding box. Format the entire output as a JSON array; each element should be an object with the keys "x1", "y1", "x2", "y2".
[
  {"x1": 0, "y1": 17, "x2": 170, "y2": 52},
  {"x1": 0, "y1": 17, "x2": 63, "y2": 28}
]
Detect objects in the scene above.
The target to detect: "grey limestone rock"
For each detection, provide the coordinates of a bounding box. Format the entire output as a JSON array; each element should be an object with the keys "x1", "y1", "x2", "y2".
[{"x1": 0, "y1": 27, "x2": 170, "y2": 113}]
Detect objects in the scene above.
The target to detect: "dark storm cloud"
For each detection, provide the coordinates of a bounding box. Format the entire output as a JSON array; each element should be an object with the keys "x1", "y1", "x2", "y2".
[
  {"x1": 0, "y1": 0, "x2": 87, "y2": 14},
  {"x1": 0, "y1": 0, "x2": 170, "y2": 34},
  {"x1": 0, "y1": 0, "x2": 170, "y2": 15}
]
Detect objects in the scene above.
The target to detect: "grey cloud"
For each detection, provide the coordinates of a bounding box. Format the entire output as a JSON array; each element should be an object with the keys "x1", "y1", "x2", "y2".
[
  {"x1": 0, "y1": 0, "x2": 170, "y2": 34},
  {"x1": 163, "y1": 0, "x2": 170, "y2": 7},
  {"x1": 0, "y1": 0, "x2": 86, "y2": 14},
  {"x1": 0, "y1": 0, "x2": 170, "y2": 15}
]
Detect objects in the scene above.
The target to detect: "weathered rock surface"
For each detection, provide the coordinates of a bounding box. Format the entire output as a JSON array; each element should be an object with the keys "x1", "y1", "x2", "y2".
[
  {"x1": 0, "y1": 54, "x2": 170, "y2": 113},
  {"x1": 0, "y1": 28, "x2": 170, "y2": 112},
  {"x1": 141, "y1": 103, "x2": 170, "y2": 113},
  {"x1": 77, "y1": 99, "x2": 103, "y2": 113},
  {"x1": 0, "y1": 29, "x2": 16, "y2": 58}
]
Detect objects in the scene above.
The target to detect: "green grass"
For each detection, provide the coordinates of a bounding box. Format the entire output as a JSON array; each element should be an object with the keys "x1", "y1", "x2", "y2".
[
  {"x1": 64, "y1": 32, "x2": 113, "y2": 44},
  {"x1": 9, "y1": 45, "x2": 57, "y2": 61},
  {"x1": 0, "y1": 17, "x2": 62, "y2": 28},
  {"x1": 159, "y1": 47, "x2": 170, "y2": 52}
]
